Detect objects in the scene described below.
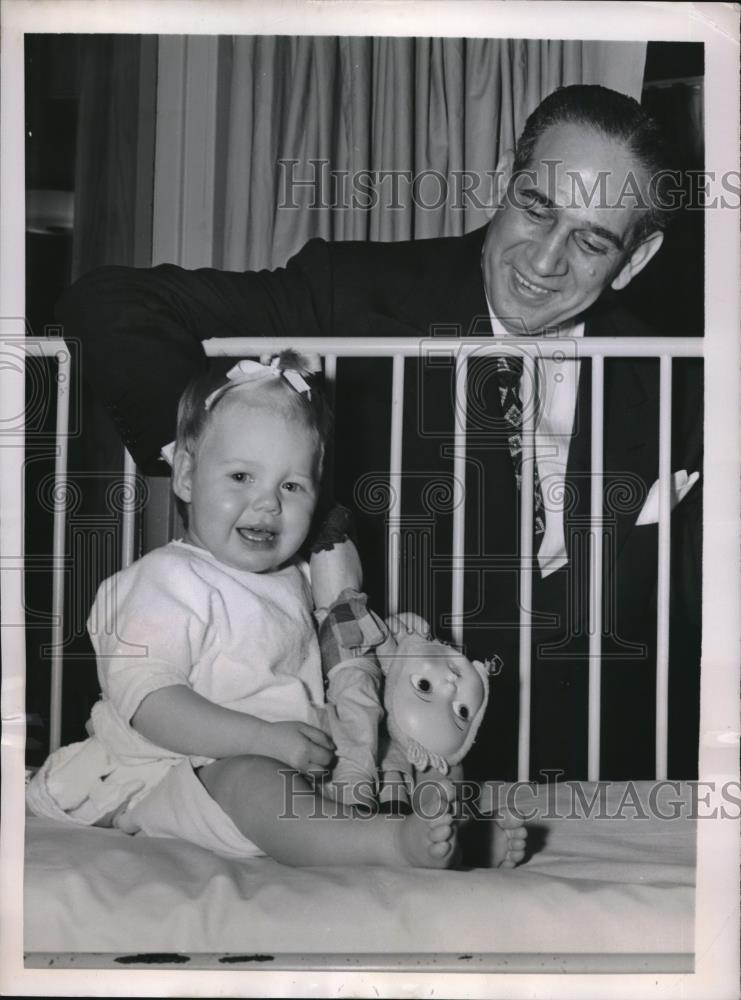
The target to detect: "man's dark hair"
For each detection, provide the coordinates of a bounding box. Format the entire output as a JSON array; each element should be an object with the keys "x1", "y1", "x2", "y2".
[{"x1": 513, "y1": 84, "x2": 675, "y2": 242}]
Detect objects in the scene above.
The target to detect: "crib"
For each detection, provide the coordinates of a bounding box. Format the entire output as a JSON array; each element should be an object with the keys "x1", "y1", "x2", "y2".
[{"x1": 16, "y1": 333, "x2": 704, "y2": 973}]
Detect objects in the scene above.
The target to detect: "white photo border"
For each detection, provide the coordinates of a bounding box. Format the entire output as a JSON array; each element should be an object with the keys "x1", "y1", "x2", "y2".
[{"x1": 2, "y1": 1, "x2": 738, "y2": 997}]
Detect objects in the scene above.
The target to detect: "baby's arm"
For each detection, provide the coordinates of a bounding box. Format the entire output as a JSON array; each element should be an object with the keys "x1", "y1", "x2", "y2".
[
  {"x1": 131, "y1": 685, "x2": 334, "y2": 775},
  {"x1": 93, "y1": 554, "x2": 334, "y2": 776}
]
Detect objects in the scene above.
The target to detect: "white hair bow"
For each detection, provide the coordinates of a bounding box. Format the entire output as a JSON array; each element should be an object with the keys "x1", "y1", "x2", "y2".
[
  {"x1": 204, "y1": 357, "x2": 311, "y2": 410},
  {"x1": 159, "y1": 357, "x2": 312, "y2": 467}
]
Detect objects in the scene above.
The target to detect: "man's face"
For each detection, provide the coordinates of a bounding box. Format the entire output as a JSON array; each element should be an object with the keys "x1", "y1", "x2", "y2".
[{"x1": 483, "y1": 121, "x2": 661, "y2": 333}]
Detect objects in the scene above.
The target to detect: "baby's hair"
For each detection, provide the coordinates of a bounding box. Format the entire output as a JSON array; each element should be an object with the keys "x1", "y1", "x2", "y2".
[{"x1": 173, "y1": 350, "x2": 333, "y2": 526}]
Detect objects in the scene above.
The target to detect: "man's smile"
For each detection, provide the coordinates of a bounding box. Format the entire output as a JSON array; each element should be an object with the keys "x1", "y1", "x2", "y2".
[{"x1": 511, "y1": 266, "x2": 554, "y2": 298}]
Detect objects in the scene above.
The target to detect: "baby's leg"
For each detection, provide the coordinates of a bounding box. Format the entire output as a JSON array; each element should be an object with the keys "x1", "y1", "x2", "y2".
[{"x1": 198, "y1": 755, "x2": 458, "y2": 869}]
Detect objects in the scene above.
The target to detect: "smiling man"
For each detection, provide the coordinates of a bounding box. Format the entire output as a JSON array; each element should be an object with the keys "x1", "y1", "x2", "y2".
[
  {"x1": 58, "y1": 85, "x2": 702, "y2": 783},
  {"x1": 484, "y1": 126, "x2": 663, "y2": 332}
]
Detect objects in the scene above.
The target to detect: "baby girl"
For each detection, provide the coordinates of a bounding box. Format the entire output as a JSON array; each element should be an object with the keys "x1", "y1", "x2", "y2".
[{"x1": 27, "y1": 353, "x2": 526, "y2": 869}]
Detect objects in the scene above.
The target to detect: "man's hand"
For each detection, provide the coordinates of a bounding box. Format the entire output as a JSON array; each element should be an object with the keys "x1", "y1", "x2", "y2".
[{"x1": 264, "y1": 720, "x2": 335, "y2": 776}]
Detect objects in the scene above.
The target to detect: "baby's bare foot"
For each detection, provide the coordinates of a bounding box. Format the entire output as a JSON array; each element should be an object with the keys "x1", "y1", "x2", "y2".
[
  {"x1": 491, "y1": 811, "x2": 527, "y2": 868},
  {"x1": 394, "y1": 779, "x2": 458, "y2": 869}
]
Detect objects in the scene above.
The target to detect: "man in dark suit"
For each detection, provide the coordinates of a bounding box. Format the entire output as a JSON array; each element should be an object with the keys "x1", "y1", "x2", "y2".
[{"x1": 58, "y1": 85, "x2": 702, "y2": 782}]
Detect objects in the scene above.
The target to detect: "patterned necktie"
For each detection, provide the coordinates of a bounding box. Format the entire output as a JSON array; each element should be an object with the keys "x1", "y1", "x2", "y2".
[{"x1": 495, "y1": 355, "x2": 546, "y2": 546}]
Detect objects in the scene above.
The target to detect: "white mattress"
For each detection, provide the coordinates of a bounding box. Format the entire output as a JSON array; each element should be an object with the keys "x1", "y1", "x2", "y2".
[{"x1": 24, "y1": 780, "x2": 695, "y2": 968}]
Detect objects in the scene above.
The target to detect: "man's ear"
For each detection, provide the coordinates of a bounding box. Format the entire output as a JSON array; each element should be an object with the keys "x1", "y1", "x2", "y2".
[
  {"x1": 611, "y1": 230, "x2": 664, "y2": 291},
  {"x1": 172, "y1": 449, "x2": 194, "y2": 504}
]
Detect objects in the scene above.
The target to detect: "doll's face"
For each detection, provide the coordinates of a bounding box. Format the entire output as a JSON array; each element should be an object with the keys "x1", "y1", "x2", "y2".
[{"x1": 386, "y1": 637, "x2": 487, "y2": 759}]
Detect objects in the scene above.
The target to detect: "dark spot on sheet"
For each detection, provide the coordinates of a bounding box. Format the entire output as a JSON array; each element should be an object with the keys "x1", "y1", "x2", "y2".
[
  {"x1": 218, "y1": 954, "x2": 275, "y2": 964},
  {"x1": 114, "y1": 952, "x2": 190, "y2": 964},
  {"x1": 458, "y1": 954, "x2": 473, "y2": 960}
]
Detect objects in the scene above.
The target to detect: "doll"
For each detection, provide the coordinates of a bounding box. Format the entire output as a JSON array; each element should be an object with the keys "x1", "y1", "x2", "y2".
[
  {"x1": 310, "y1": 505, "x2": 492, "y2": 806},
  {"x1": 375, "y1": 623, "x2": 490, "y2": 807}
]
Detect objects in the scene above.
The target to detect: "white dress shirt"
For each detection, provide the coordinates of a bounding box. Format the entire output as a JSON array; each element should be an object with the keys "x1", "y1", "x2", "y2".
[{"x1": 486, "y1": 305, "x2": 584, "y2": 578}]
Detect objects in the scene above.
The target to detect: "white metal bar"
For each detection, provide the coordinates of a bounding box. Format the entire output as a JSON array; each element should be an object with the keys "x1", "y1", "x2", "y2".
[
  {"x1": 587, "y1": 357, "x2": 605, "y2": 781},
  {"x1": 323, "y1": 354, "x2": 337, "y2": 387},
  {"x1": 655, "y1": 355, "x2": 673, "y2": 779},
  {"x1": 451, "y1": 354, "x2": 468, "y2": 648},
  {"x1": 388, "y1": 355, "x2": 405, "y2": 618},
  {"x1": 28, "y1": 338, "x2": 67, "y2": 357},
  {"x1": 32, "y1": 335, "x2": 704, "y2": 362},
  {"x1": 323, "y1": 354, "x2": 337, "y2": 489},
  {"x1": 49, "y1": 348, "x2": 71, "y2": 753},
  {"x1": 120, "y1": 449, "x2": 138, "y2": 571},
  {"x1": 517, "y1": 354, "x2": 536, "y2": 782},
  {"x1": 203, "y1": 336, "x2": 704, "y2": 360}
]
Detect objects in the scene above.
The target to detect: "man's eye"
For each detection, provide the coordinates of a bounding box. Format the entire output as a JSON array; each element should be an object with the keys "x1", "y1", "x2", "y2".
[
  {"x1": 523, "y1": 199, "x2": 549, "y2": 221},
  {"x1": 411, "y1": 674, "x2": 432, "y2": 694},
  {"x1": 453, "y1": 701, "x2": 470, "y2": 722},
  {"x1": 575, "y1": 234, "x2": 609, "y2": 255}
]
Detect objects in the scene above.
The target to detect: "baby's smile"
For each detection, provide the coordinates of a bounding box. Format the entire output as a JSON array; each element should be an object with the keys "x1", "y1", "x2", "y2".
[{"x1": 237, "y1": 525, "x2": 278, "y2": 546}]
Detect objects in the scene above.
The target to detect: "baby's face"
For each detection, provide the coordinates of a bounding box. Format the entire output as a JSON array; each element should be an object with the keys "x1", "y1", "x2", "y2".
[
  {"x1": 387, "y1": 637, "x2": 486, "y2": 758},
  {"x1": 175, "y1": 399, "x2": 320, "y2": 573}
]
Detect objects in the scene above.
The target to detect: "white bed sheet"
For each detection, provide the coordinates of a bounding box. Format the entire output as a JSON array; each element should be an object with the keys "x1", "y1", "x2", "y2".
[{"x1": 24, "y1": 781, "x2": 695, "y2": 962}]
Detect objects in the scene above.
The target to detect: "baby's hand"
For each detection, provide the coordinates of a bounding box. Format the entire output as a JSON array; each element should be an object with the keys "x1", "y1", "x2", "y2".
[{"x1": 265, "y1": 720, "x2": 335, "y2": 776}]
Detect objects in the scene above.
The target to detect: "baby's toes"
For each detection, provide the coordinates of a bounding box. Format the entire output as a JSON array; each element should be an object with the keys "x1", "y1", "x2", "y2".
[
  {"x1": 508, "y1": 843, "x2": 527, "y2": 863},
  {"x1": 506, "y1": 829, "x2": 527, "y2": 862}
]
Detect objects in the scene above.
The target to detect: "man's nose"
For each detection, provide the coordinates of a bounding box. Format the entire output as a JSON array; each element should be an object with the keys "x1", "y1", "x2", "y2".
[
  {"x1": 529, "y1": 227, "x2": 568, "y2": 277},
  {"x1": 251, "y1": 486, "x2": 282, "y2": 515}
]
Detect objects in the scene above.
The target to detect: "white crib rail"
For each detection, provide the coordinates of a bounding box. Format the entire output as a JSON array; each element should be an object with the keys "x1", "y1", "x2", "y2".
[
  {"x1": 32, "y1": 334, "x2": 703, "y2": 780},
  {"x1": 588, "y1": 356, "x2": 605, "y2": 782},
  {"x1": 48, "y1": 342, "x2": 70, "y2": 756}
]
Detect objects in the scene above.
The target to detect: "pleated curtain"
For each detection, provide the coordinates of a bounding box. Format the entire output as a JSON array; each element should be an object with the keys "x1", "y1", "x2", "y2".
[{"x1": 191, "y1": 36, "x2": 647, "y2": 272}]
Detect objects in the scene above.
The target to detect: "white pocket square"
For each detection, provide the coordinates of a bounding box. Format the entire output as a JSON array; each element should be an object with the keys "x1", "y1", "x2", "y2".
[
  {"x1": 636, "y1": 470, "x2": 700, "y2": 526},
  {"x1": 160, "y1": 440, "x2": 176, "y2": 467}
]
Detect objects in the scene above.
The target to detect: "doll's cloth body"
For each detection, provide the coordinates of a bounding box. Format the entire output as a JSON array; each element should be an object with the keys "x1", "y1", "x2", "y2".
[
  {"x1": 317, "y1": 588, "x2": 388, "y2": 804},
  {"x1": 317, "y1": 588, "x2": 418, "y2": 807}
]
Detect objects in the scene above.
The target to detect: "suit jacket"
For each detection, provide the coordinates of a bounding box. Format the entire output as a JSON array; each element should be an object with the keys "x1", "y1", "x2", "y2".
[{"x1": 57, "y1": 224, "x2": 703, "y2": 780}]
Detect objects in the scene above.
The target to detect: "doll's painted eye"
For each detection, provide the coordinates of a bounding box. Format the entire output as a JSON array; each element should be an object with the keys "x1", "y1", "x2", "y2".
[
  {"x1": 411, "y1": 674, "x2": 432, "y2": 695},
  {"x1": 453, "y1": 701, "x2": 470, "y2": 721}
]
